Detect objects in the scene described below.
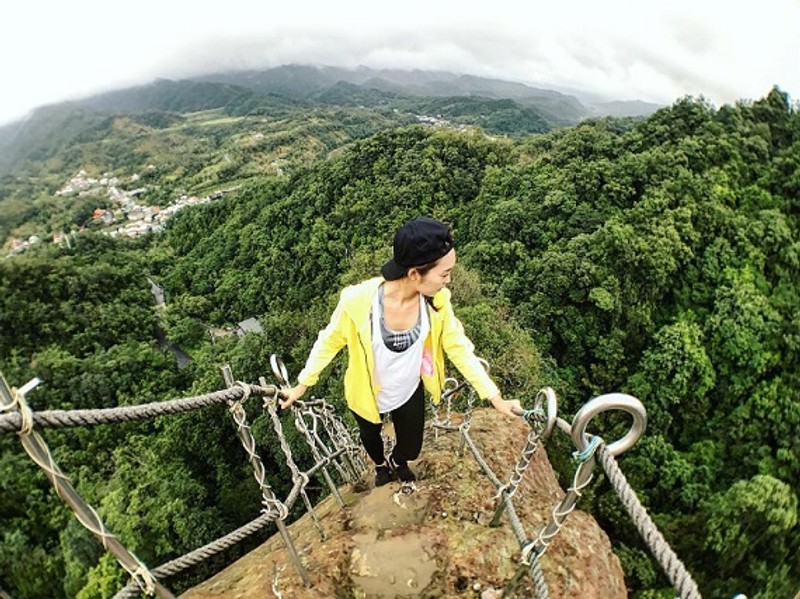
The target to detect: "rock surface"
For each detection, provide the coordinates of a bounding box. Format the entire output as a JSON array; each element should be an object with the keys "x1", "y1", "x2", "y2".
[{"x1": 181, "y1": 409, "x2": 627, "y2": 598}]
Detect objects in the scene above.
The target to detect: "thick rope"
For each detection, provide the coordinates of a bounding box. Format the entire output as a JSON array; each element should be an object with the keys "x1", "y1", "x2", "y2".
[
  {"x1": 529, "y1": 554, "x2": 549, "y2": 599},
  {"x1": 597, "y1": 445, "x2": 702, "y2": 599},
  {"x1": 460, "y1": 429, "x2": 504, "y2": 488},
  {"x1": 492, "y1": 488, "x2": 532, "y2": 546},
  {"x1": 0, "y1": 385, "x2": 278, "y2": 433},
  {"x1": 0, "y1": 385, "x2": 35, "y2": 435},
  {"x1": 113, "y1": 512, "x2": 278, "y2": 598},
  {"x1": 5, "y1": 385, "x2": 162, "y2": 597}
]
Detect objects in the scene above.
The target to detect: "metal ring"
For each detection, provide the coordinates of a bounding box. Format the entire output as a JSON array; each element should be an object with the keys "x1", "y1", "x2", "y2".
[
  {"x1": 441, "y1": 377, "x2": 460, "y2": 400},
  {"x1": 571, "y1": 393, "x2": 647, "y2": 457},
  {"x1": 270, "y1": 354, "x2": 291, "y2": 388},
  {"x1": 477, "y1": 357, "x2": 490, "y2": 373},
  {"x1": 534, "y1": 387, "x2": 558, "y2": 439}
]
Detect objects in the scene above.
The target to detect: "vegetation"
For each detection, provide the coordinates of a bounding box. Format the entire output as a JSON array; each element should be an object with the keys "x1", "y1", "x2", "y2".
[{"x1": 0, "y1": 84, "x2": 798, "y2": 598}]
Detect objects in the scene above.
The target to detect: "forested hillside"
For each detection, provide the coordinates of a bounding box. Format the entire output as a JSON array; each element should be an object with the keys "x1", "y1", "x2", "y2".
[
  {"x1": 0, "y1": 74, "x2": 564, "y2": 247},
  {"x1": 1, "y1": 86, "x2": 798, "y2": 598},
  {"x1": 0, "y1": 101, "x2": 414, "y2": 244}
]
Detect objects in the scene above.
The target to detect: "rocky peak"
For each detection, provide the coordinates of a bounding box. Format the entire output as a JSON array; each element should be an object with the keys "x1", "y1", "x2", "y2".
[{"x1": 181, "y1": 409, "x2": 627, "y2": 598}]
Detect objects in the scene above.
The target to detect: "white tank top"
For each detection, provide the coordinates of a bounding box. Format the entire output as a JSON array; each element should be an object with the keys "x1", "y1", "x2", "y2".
[{"x1": 371, "y1": 288, "x2": 430, "y2": 413}]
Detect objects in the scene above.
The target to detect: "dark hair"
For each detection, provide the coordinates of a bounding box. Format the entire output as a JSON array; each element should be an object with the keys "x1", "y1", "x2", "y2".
[
  {"x1": 408, "y1": 259, "x2": 439, "y2": 277},
  {"x1": 413, "y1": 259, "x2": 445, "y2": 310}
]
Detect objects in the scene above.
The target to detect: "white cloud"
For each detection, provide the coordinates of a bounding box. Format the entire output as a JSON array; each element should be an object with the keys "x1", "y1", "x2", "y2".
[{"x1": 1, "y1": 0, "x2": 798, "y2": 125}]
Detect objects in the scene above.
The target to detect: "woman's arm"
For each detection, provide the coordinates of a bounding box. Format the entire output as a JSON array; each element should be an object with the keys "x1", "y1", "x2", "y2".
[
  {"x1": 439, "y1": 294, "x2": 521, "y2": 417},
  {"x1": 281, "y1": 292, "x2": 349, "y2": 409}
]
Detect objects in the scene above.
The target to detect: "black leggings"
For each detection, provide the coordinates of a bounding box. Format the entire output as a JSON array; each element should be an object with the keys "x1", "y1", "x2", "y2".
[{"x1": 351, "y1": 382, "x2": 425, "y2": 468}]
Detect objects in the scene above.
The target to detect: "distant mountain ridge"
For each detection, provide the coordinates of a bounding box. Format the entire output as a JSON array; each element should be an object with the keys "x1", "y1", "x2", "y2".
[
  {"x1": 193, "y1": 64, "x2": 662, "y2": 124},
  {"x1": 77, "y1": 78, "x2": 300, "y2": 115},
  {"x1": 0, "y1": 64, "x2": 662, "y2": 178}
]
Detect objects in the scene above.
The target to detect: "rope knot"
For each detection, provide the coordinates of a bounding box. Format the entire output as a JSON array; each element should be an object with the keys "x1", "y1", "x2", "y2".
[
  {"x1": 263, "y1": 498, "x2": 289, "y2": 520},
  {"x1": 234, "y1": 381, "x2": 252, "y2": 402},
  {"x1": 2, "y1": 380, "x2": 39, "y2": 436},
  {"x1": 492, "y1": 483, "x2": 511, "y2": 501},
  {"x1": 131, "y1": 565, "x2": 157, "y2": 595},
  {"x1": 572, "y1": 435, "x2": 603, "y2": 463}
]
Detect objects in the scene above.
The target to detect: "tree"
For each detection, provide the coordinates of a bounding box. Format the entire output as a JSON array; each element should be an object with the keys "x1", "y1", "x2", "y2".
[{"x1": 704, "y1": 475, "x2": 798, "y2": 597}]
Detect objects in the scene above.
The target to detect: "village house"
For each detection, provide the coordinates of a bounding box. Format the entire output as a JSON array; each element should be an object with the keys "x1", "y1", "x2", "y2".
[
  {"x1": 92, "y1": 208, "x2": 115, "y2": 225},
  {"x1": 235, "y1": 317, "x2": 263, "y2": 337}
]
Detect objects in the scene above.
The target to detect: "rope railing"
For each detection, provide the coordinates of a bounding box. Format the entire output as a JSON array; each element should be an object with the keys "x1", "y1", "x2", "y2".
[
  {"x1": 0, "y1": 385, "x2": 258, "y2": 433},
  {"x1": 597, "y1": 445, "x2": 702, "y2": 598},
  {"x1": 0, "y1": 359, "x2": 364, "y2": 598},
  {"x1": 3, "y1": 353, "x2": 707, "y2": 599},
  {"x1": 0, "y1": 374, "x2": 172, "y2": 598},
  {"x1": 432, "y1": 367, "x2": 703, "y2": 599},
  {"x1": 114, "y1": 512, "x2": 278, "y2": 598}
]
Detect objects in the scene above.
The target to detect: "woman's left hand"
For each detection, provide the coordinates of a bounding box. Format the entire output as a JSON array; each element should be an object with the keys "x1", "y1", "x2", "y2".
[{"x1": 489, "y1": 394, "x2": 522, "y2": 418}]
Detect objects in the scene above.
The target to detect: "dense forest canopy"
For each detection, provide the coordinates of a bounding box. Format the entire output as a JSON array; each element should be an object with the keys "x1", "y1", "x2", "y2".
[{"x1": 1, "y1": 86, "x2": 798, "y2": 598}]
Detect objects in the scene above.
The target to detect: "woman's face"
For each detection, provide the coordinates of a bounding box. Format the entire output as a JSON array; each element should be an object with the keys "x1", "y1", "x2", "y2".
[{"x1": 414, "y1": 249, "x2": 456, "y2": 297}]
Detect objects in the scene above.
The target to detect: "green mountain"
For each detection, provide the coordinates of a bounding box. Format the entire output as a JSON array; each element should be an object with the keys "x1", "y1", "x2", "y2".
[
  {"x1": 0, "y1": 79, "x2": 419, "y2": 244},
  {"x1": 195, "y1": 64, "x2": 595, "y2": 124},
  {"x1": 0, "y1": 64, "x2": 662, "y2": 185},
  {"x1": 191, "y1": 65, "x2": 663, "y2": 125},
  {"x1": 78, "y1": 77, "x2": 301, "y2": 116},
  {"x1": 0, "y1": 78, "x2": 307, "y2": 172},
  {"x1": 0, "y1": 68, "x2": 585, "y2": 245}
]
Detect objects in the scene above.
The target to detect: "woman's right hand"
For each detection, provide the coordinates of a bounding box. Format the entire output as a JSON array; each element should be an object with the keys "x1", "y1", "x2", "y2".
[
  {"x1": 279, "y1": 383, "x2": 308, "y2": 410},
  {"x1": 489, "y1": 393, "x2": 522, "y2": 419}
]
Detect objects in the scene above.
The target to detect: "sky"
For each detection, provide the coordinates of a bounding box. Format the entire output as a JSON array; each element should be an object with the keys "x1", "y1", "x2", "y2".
[{"x1": 1, "y1": 0, "x2": 799, "y2": 126}]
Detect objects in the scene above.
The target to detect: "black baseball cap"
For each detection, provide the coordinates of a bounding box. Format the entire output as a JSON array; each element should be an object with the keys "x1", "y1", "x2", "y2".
[{"x1": 381, "y1": 217, "x2": 455, "y2": 281}]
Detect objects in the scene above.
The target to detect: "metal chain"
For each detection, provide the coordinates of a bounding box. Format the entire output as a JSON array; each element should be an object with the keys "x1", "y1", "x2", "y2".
[
  {"x1": 224, "y1": 367, "x2": 310, "y2": 587},
  {"x1": 262, "y1": 391, "x2": 305, "y2": 491},
  {"x1": 259, "y1": 384, "x2": 325, "y2": 540},
  {"x1": 431, "y1": 377, "x2": 460, "y2": 431},
  {"x1": 490, "y1": 428, "x2": 544, "y2": 529},
  {"x1": 272, "y1": 564, "x2": 286, "y2": 599},
  {"x1": 499, "y1": 427, "x2": 543, "y2": 501},
  {"x1": 293, "y1": 404, "x2": 345, "y2": 507},
  {"x1": 302, "y1": 404, "x2": 348, "y2": 481},
  {"x1": 227, "y1": 386, "x2": 288, "y2": 520},
  {"x1": 531, "y1": 454, "x2": 595, "y2": 556},
  {"x1": 317, "y1": 404, "x2": 364, "y2": 480}
]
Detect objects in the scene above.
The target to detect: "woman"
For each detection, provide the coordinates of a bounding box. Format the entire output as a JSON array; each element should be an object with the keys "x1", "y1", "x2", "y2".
[{"x1": 280, "y1": 216, "x2": 521, "y2": 486}]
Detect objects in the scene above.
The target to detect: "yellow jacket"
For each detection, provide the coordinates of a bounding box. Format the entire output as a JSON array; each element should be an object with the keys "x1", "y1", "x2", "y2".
[{"x1": 298, "y1": 277, "x2": 499, "y2": 423}]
